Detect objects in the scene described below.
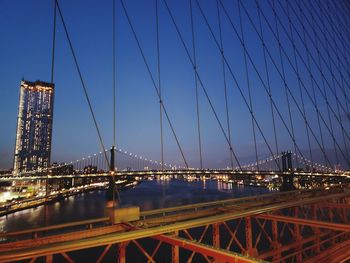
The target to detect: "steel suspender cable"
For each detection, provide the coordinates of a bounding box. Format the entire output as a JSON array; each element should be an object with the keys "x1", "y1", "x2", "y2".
[
  {"x1": 305, "y1": 0, "x2": 340, "y2": 166},
  {"x1": 285, "y1": 1, "x2": 314, "y2": 170},
  {"x1": 237, "y1": 0, "x2": 259, "y2": 170},
  {"x1": 112, "y1": 0, "x2": 120, "y2": 205},
  {"x1": 190, "y1": 0, "x2": 203, "y2": 170},
  {"x1": 269, "y1": 0, "x2": 350, "y2": 166},
  {"x1": 314, "y1": 0, "x2": 350, "y2": 114},
  {"x1": 119, "y1": 0, "x2": 189, "y2": 168},
  {"x1": 156, "y1": 0, "x2": 165, "y2": 206},
  {"x1": 192, "y1": 0, "x2": 278, "y2": 170},
  {"x1": 282, "y1": 1, "x2": 350, "y2": 115},
  {"x1": 163, "y1": 0, "x2": 243, "y2": 170},
  {"x1": 245, "y1": 0, "x2": 349, "y2": 167},
  {"x1": 46, "y1": 0, "x2": 57, "y2": 198},
  {"x1": 216, "y1": 1, "x2": 233, "y2": 169},
  {"x1": 271, "y1": 0, "x2": 299, "y2": 168},
  {"x1": 256, "y1": 3, "x2": 280, "y2": 170},
  {"x1": 51, "y1": 1, "x2": 56, "y2": 84},
  {"x1": 155, "y1": 0, "x2": 164, "y2": 171},
  {"x1": 55, "y1": 0, "x2": 110, "y2": 168},
  {"x1": 112, "y1": 0, "x2": 117, "y2": 153},
  {"x1": 217, "y1": 0, "x2": 330, "y2": 168},
  {"x1": 307, "y1": 0, "x2": 350, "y2": 165}
]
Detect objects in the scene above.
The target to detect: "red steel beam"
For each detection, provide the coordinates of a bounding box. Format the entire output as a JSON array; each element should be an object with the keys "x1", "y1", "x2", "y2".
[
  {"x1": 154, "y1": 234, "x2": 261, "y2": 263},
  {"x1": 256, "y1": 214, "x2": 350, "y2": 232}
]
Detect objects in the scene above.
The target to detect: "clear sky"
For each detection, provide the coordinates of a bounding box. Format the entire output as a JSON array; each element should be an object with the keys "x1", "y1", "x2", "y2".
[{"x1": 1, "y1": 0, "x2": 349, "y2": 170}]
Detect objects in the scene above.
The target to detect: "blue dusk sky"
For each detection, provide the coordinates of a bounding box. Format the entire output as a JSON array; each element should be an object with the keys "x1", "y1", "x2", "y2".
[{"x1": 0, "y1": 0, "x2": 349, "y2": 169}]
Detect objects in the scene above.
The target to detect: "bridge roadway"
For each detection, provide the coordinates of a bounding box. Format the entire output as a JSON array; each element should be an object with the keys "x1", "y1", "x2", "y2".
[
  {"x1": 0, "y1": 169, "x2": 349, "y2": 181},
  {"x1": 0, "y1": 187, "x2": 350, "y2": 262}
]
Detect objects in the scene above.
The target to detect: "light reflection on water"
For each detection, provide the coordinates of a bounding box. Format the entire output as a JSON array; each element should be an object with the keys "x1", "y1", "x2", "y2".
[{"x1": 0, "y1": 179, "x2": 271, "y2": 232}]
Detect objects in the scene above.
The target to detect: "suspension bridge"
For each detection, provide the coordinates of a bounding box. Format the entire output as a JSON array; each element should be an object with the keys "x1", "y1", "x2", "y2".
[{"x1": 1, "y1": 0, "x2": 350, "y2": 262}]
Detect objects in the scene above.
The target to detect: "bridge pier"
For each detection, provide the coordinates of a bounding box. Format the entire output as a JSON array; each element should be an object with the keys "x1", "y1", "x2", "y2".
[
  {"x1": 280, "y1": 151, "x2": 296, "y2": 191},
  {"x1": 106, "y1": 147, "x2": 116, "y2": 201}
]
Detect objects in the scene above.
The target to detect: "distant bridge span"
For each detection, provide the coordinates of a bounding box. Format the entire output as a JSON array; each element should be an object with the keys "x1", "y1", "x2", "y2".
[{"x1": 0, "y1": 169, "x2": 349, "y2": 182}]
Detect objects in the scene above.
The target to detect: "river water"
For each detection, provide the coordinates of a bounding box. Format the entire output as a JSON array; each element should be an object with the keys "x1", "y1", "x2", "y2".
[
  {"x1": 0, "y1": 179, "x2": 271, "y2": 262},
  {"x1": 1, "y1": 179, "x2": 270, "y2": 232}
]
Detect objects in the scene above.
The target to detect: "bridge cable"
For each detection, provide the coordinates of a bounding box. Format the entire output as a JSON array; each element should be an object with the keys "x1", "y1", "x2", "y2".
[
  {"x1": 216, "y1": 1, "x2": 234, "y2": 169},
  {"x1": 46, "y1": 0, "x2": 57, "y2": 197},
  {"x1": 119, "y1": 0, "x2": 189, "y2": 168},
  {"x1": 318, "y1": 3, "x2": 350, "y2": 165},
  {"x1": 55, "y1": 0, "x2": 110, "y2": 169},
  {"x1": 244, "y1": 0, "x2": 350, "y2": 167},
  {"x1": 216, "y1": 0, "x2": 332, "y2": 169},
  {"x1": 271, "y1": 0, "x2": 299, "y2": 169},
  {"x1": 189, "y1": 0, "x2": 203, "y2": 170},
  {"x1": 254, "y1": 0, "x2": 341, "y2": 167},
  {"x1": 330, "y1": 1, "x2": 350, "y2": 46},
  {"x1": 112, "y1": 0, "x2": 120, "y2": 205},
  {"x1": 295, "y1": 0, "x2": 350, "y2": 125},
  {"x1": 309, "y1": 0, "x2": 350, "y2": 134},
  {"x1": 304, "y1": 0, "x2": 341, "y2": 166},
  {"x1": 236, "y1": 0, "x2": 259, "y2": 170},
  {"x1": 300, "y1": 0, "x2": 350, "y2": 93},
  {"x1": 280, "y1": 0, "x2": 350, "y2": 120},
  {"x1": 112, "y1": 0, "x2": 117, "y2": 154},
  {"x1": 274, "y1": 0, "x2": 349, "y2": 155},
  {"x1": 318, "y1": 0, "x2": 350, "y2": 132},
  {"x1": 290, "y1": 1, "x2": 328, "y2": 167},
  {"x1": 313, "y1": 0, "x2": 350, "y2": 82},
  {"x1": 314, "y1": 2, "x2": 350, "y2": 67},
  {"x1": 50, "y1": 0, "x2": 56, "y2": 83},
  {"x1": 284, "y1": 2, "x2": 314, "y2": 170},
  {"x1": 155, "y1": 0, "x2": 166, "y2": 204},
  {"x1": 155, "y1": 0, "x2": 164, "y2": 171},
  {"x1": 271, "y1": 0, "x2": 350, "y2": 166},
  {"x1": 190, "y1": 0, "x2": 282, "y2": 171},
  {"x1": 194, "y1": 0, "x2": 282, "y2": 171},
  {"x1": 256, "y1": 3, "x2": 280, "y2": 170},
  {"x1": 316, "y1": 1, "x2": 350, "y2": 114},
  {"x1": 163, "y1": 0, "x2": 243, "y2": 170}
]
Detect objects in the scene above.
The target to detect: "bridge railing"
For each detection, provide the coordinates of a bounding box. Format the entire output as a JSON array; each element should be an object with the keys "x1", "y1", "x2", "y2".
[{"x1": 0, "y1": 217, "x2": 110, "y2": 241}]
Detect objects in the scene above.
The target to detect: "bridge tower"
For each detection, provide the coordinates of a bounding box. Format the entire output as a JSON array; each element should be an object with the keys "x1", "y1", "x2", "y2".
[
  {"x1": 280, "y1": 151, "x2": 295, "y2": 191},
  {"x1": 106, "y1": 147, "x2": 116, "y2": 200}
]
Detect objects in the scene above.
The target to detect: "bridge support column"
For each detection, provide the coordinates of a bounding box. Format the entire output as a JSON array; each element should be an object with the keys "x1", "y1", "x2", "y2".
[
  {"x1": 213, "y1": 223, "x2": 220, "y2": 248},
  {"x1": 118, "y1": 242, "x2": 128, "y2": 263},
  {"x1": 311, "y1": 206, "x2": 321, "y2": 255},
  {"x1": 245, "y1": 217, "x2": 254, "y2": 256},
  {"x1": 106, "y1": 147, "x2": 116, "y2": 201},
  {"x1": 272, "y1": 219, "x2": 281, "y2": 262},
  {"x1": 45, "y1": 254, "x2": 53, "y2": 263},
  {"x1": 172, "y1": 231, "x2": 179, "y2": 263},
  {"x1": 281, "y1": 151, "x2": 296, "y2": 191}
]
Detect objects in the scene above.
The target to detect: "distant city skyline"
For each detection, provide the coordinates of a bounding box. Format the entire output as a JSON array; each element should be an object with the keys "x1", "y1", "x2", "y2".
[{"x1": 0, "y1": 0, "x2": 349, "y2": 170}]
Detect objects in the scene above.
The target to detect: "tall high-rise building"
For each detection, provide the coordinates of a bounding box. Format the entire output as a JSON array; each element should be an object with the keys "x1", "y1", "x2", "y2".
[{"x1": 13, "y1": 80, "x2": 54, "y2": 175}]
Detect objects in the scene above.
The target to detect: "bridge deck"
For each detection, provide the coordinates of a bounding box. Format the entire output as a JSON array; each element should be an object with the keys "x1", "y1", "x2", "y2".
[{"x1": 0, "y1": 188, "x2": 349, "y2": 262}]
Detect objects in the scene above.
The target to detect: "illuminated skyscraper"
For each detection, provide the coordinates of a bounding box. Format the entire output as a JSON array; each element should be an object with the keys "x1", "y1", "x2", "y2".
[{"x1": 13, "y1": 80, "x2": 54, "y2": 174}]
